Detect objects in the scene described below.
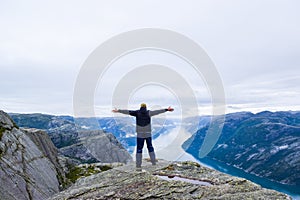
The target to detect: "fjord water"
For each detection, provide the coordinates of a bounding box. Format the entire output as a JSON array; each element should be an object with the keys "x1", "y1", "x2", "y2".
[{"x1": 196, "y1": 157, "x2": 300, "y2": 200}]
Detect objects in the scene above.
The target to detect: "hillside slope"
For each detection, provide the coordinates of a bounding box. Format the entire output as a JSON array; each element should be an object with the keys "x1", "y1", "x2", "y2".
[{"x1": 183, "y1": 111, "x2": 300, "y2": 186}]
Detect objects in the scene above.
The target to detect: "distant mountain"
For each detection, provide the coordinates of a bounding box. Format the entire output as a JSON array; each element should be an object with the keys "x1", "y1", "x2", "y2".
[
  {"x1": 10, "y1": 113, "x2": 80, "y2": 149},
  {"x1": 10, "y1": 113, "x2": 176, "y2": 154},
  {"x1": 181, "y1": 115, "x2": 211, "y2": 135},
  {"x1": 10, "y1": 113, "x2": 72, "y2": 130},
  {"x1": 183, "y1": 111, "x2": 300, "y2": 188},
  {"x1": 2, "y1": 110, "x2": 292, "y2": 199},
  {"x1": 10, "y1": 113, "x2": 133, "y2": 164}
]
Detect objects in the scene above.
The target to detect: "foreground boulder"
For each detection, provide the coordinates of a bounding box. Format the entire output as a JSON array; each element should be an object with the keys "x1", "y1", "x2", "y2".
[
  {"x1": 50, "y1": 160, "x2": 291, "y2": 200},
  {"x1": 0, "y1": 110, "x2": 60, "y2": 200}
]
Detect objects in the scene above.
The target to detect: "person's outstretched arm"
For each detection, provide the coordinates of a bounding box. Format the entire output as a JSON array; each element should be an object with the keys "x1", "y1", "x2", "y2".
[
  {"x1": 112, "y1": 108, "x2": 137, "y2": 116},
  {"x1": 149, "y1": 106, "x2": 174, "y2": 117}
]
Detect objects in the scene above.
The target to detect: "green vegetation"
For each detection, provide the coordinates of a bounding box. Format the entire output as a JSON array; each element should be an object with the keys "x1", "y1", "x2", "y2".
[
  {"x1": 12, "y1": 121, "x2": 19, "y2": 129},
  {"x1": 0, "y1": 126, "x2": 6, "y2": 141},
  {"x1": 0, "y1": 120, "x2": 18, "y2": 159},
  {"x1": 99, "y1": 165, "x2": 112, "y2": 171},
  {"x1": 0, "y1": 126, "x2": 5, "y2": 158},
  {"x1": 56, "y1": 138, "x2": 78, "y2": 149},
  {"x1": 0, "y1": 119, "x2": 18, "y2": 142},
  {"x1": 66, "y1": 164, "x2": 112, "y2": 183},
  {"x1": 182, "y1": 161, "x2": 200, "y2": 167},
  {"x1": 66, "y1": 166, "x2": 84, "y2": 183},
  {"x1": 57, "y1": 170, "x2": 72, "y2": 190}
]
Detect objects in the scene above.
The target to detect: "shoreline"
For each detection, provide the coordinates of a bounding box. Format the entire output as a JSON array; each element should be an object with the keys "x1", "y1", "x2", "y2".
[{"x1": 195, "y1": 156, "x2": 300, "y2": 200}]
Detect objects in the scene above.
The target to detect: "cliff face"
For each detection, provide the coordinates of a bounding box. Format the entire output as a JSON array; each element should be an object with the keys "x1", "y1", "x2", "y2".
[
  {"x1": 0, "y1": 110, "x2": 60, "y2": 200},
  {"x1": 50, "y1": 160, "x2": 291, "y2": 200},
  {"x1": 22, "y1": 128, "x2": 68, "y2": 188}
]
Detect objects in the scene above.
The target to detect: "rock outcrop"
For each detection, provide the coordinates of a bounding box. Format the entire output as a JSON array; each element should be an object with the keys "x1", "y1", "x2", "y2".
[
  {"x1": 0, "y1": 110, "x2": 60, "y2": 200},
  {"x1": 22, "y1": 128, "x2": 68, "y2": 188},
  {"x1": 50, "y1": 160, "x2": 291, "y2": 199},
  {"x1": 59, "y1": 130, "x2": 133, "y2": 164}
]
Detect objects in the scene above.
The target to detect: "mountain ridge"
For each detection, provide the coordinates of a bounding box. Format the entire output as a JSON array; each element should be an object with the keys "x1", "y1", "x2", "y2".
[
  {"x1": 2, "y1": 110, "x2": 297, "y2": 199},
  {"x1": 8, "y1": 110, "x2": 300, "y2": 198},
  {"x1": 183, "y1": 111, "x2": 300, "y2": 192}
]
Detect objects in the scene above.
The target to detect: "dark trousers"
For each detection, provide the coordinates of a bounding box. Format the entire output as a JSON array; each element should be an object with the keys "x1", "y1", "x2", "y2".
[{"x1": 136, "y1": 137, "x2": 154, "y2": 153}]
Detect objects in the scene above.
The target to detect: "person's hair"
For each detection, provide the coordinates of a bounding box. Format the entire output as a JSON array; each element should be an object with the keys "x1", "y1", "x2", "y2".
[{"x1": 140, "y1": 103, "x2": 147, "y2": 108}]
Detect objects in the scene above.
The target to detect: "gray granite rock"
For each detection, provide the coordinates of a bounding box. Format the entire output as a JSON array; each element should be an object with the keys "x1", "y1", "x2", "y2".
[
  {"x1": 50, "y1": 160, "x2": 291, "y2": 200},
  {"x1": 60, "y1": 130, "x2": 133, "y2": 164},
  {"x1": 0, "y1": 110, "x2": 15, "y2": 129},
  {"x1": 0, "y1": 110, "x2": 60, "y2": 200},
  {"x1": 22, "y1": 128, "x2": 68, "y2": 189}
]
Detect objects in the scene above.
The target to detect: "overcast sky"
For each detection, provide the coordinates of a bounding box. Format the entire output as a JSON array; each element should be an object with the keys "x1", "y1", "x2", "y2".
[{"x1": 0, "y1": 0, "x2": 299, "y2": 117}]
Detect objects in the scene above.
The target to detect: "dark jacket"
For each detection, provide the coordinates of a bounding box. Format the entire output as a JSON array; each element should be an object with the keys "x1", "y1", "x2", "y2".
[{"x1": 118, "y1": 107, "x2": 168, "y2": 137}]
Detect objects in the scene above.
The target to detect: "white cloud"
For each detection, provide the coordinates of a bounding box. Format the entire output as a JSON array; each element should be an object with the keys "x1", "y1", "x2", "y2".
[{"x1": 0, "y1": 0, "x2": 299, "y2": 115}]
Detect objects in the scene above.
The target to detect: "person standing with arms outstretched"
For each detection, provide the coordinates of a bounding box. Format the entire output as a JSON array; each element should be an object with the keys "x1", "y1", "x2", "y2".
[{"x1": 112, "y1": 103, "x2": 174, "y2": 170}]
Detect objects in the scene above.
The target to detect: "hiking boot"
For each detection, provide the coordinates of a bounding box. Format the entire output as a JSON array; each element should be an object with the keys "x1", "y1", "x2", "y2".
[
  {"x1": 149, "y1": 151, "x2": 156, "y2": 165},
  {"x1": 136, "y1": 167, "x2": 142, "y2": 172},
  {"x1": 136, "y1": 153, "x2": 142, "y2": 168}
]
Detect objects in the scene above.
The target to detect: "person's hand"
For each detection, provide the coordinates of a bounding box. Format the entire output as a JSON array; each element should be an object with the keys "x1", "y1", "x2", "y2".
[
  {"x1": 112, "y1": 108, "x2": 119, "y2": 113},
  {"x1": 167, "y1": 106, "x2": 174, "y2": 112}
]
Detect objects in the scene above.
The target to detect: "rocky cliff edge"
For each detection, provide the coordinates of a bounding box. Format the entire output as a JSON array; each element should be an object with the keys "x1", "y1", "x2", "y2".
[
  {"x1": 0, "y1": 110, "x2": 60, "y2": 200},
  {"x1": 50, "y1": 160, "x2": 291, "y2": 200}
]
